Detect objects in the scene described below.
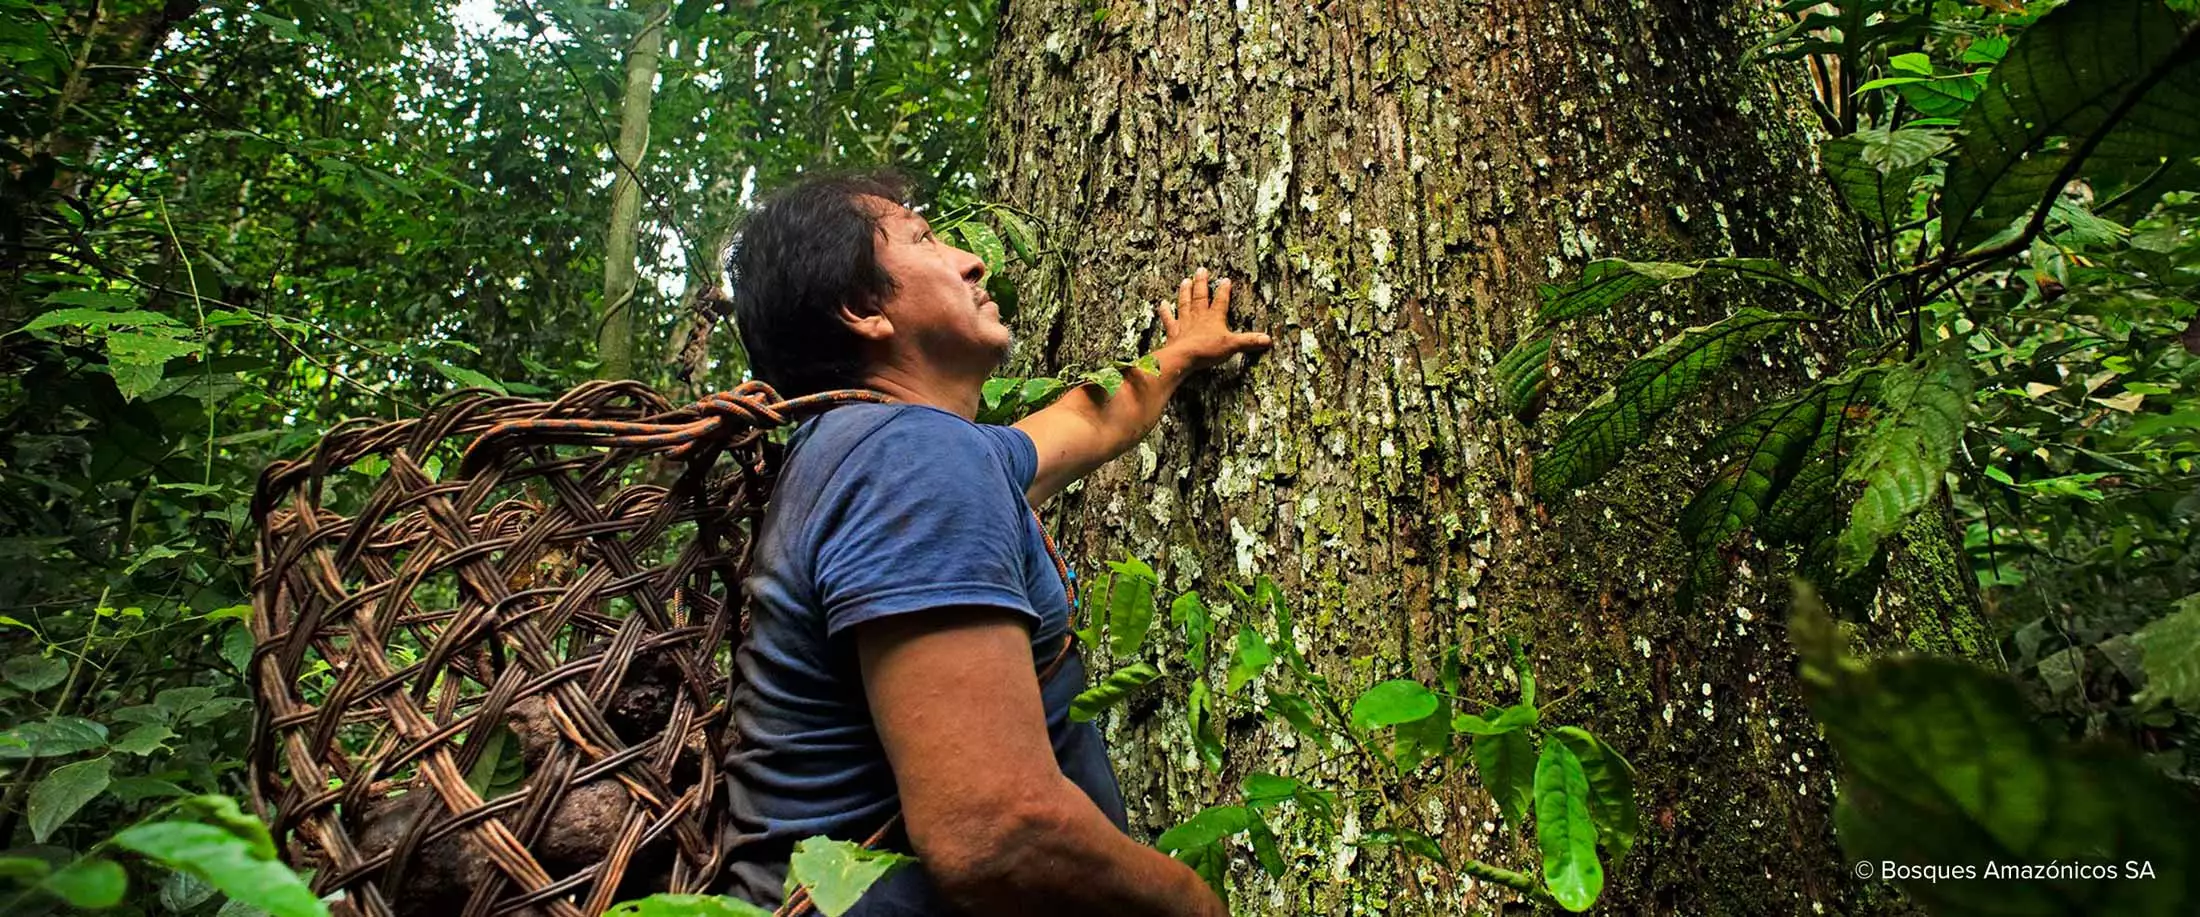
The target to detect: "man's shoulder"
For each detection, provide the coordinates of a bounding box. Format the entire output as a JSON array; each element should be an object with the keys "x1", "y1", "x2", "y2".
[{"x1": 791, "y1": 403, "x2": 1020, "y2": 481}]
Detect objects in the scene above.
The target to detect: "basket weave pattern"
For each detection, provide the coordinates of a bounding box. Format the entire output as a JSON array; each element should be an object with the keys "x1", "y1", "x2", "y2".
[{"x1": 246, "y1": 380, "x2": 879, "y2": 917}]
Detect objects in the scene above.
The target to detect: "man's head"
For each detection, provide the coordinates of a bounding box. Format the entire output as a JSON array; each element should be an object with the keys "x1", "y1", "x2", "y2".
[{"x1": 727, "y1": 172, "x2": 1006, "y2": 398}]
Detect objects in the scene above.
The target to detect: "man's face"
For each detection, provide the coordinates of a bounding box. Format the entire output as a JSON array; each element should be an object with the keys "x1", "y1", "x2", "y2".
[{"x1": 861, "y1": 196, "x2": 1010, "y2": 375}]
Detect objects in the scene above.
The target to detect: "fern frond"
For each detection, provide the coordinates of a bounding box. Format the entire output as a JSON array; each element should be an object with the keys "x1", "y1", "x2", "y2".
[
  {"x1": 1835, "y1": 354, "x2": 1973, "y2": 574},
  {"x1": 1534, "y1": 309, "x2": 1813, "y2": 497}
]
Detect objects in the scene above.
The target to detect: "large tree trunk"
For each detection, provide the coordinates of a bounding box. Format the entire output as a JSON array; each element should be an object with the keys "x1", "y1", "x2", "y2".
[
  {"x1": 986, "y1": 1, "x2": 1980, "y2": 914},
  {"x1": 598, "y1": 0, "x2": 668, "y2": 382}
]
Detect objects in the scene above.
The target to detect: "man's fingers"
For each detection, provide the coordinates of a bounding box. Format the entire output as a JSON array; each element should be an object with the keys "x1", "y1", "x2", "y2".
[
  {"x1": 1155, "y1": 300, "x2": 1179, "y2": 336},
  {"x1": 1190, "y1": 267, "x2": 1209, "y2": 312},
  {"x1": 1210, "y1": 278, "x2": 1232, "y2": 314}
]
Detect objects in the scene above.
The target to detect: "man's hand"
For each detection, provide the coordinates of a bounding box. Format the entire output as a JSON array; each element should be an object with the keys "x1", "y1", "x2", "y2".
[
  {"x1": 1157, "y1": 267, "x2": 1273, "y2": 373},
  {"x1": 1016, "y1": 266, "x2": 1271, "y2": 506}
]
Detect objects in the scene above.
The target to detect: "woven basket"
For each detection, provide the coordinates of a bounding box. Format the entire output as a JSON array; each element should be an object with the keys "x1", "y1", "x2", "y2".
[{"x1": 245, "y1": 380, "x2": 880, "y2": 917}]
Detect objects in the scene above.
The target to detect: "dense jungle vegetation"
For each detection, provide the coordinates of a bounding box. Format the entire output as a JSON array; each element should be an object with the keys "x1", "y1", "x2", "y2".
[{"x1": 1, "y1": 0, "x2": 2195, "y2": 914}]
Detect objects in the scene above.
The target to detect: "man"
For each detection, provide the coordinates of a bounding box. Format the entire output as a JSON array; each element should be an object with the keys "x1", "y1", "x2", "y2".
[{"x1": 720, "y1": 172, "x2": 1270, "y2": 916}]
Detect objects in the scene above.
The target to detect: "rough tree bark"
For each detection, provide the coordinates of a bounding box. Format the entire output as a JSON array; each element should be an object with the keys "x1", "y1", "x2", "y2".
[
  {"x1": 986, "y1": 1, "x2": 1981, "y2": 915},
  {"x1": 598, "y1": 0, "x2": 668, "y2": 382}
]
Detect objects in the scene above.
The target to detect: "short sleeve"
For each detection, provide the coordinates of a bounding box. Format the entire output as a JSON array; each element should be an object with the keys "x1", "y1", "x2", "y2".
[
  {"x1": 810, "y1": 411, "x2": 1039, "y2": 638},
  {"x1": 977, "y1": 424, "x2": 1039, "y2": 491}
]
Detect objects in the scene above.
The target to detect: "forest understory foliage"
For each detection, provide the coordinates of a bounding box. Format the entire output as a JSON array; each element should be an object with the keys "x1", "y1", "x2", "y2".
[{"x1": 2, "y1": 0, "x2": 2196, "y2": 915}]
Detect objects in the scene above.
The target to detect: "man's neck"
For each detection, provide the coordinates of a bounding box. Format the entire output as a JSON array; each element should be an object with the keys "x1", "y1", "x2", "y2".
[{"x1": 861, "y1": 365, "x2": 984, "y2": 420}]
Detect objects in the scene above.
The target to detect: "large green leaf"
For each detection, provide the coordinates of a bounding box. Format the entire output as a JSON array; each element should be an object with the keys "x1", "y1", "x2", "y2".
[
  {"x1": 1171, "y1": 591, "x2": 1213, "y2": 669},
  {"x1": 785, "y1": 837, "x2": 914, "y2": 917},
  {"x1": 1187, "y1": 679, "x2": 1224, "y2": 772},
  {"x1": 1821, "y1": 128, "x2": 1949, "y2": 229},
  {"x1": 1472, "y1": 728, "x2": 1535, "y2": 835},
  {"x1": 29, "y1": 756, "x2": 112, "y2": 842},
  {"x1": 1393, "y1": 706, "x2": 1452, "y2": 771},
  {"x1": 1534, "y1": 740, "x2": 1604, "y2": 912},
  {"x1": 1538, "y1": 259, "x2": 1831, "y2": 323},
  {"x1": 1155, "y1": 805, "x2": 1252, "y2": 853},
  {"x1": 1679, "y1": 390, "x2": 1827, "y2": 610},
  {"x1": 2, "y1": 654, "x2": 68, "y2": 691},
  {"x1": 112, "y1": 822, "x2": 326, "y2": 917},
  {"x1": 1265, "y1": 691, "x2": 1330, "y2": 751},
  {"x1": 1105, "y1": 558, "x2": 1157, "y2": 658},
  {"x1": 1069, "y1": 661, "x2": 1160, "y2": 721},
  {"x1": 1940, "y1": 0, "x2": 2200, "y2": 250},
  {"x1": 955, "y1": 221, "x2": 1008, "y2": 279},
  {"x1": 0, "y1": 717, "x2": 108, "y2": 759},
  {"x1": 1497, "y1": 333, "x2": 1553, "y2": 418},
  {"x1": 42, "y1": 857, "x2": 127, "y2": 909},
  {"x1": 1349, "y1": 679, "x2": 1439, "y2": 732},
  {"x1": 1552, "y1": 727, "x2": 1640, "y2": 869},
  {"x1": 1536, "y1": 309, "x2": 1813, "y2": 495},
  {"x1": 992, "y1": 209, "x2": 1041, "y2": 265},
  {"x1": 1792, "y1": 588, "x2": 2200, "y2": 916},
  {"x1": 1837, "y1": 354, "x2": 1972, "y2": 574},
  {"x1": 1223, "y1": 626, "x2": 1274, "y2": 695},
  {"x1": 2133, "y1": 594, "x2": 2200, "y2": 710}
]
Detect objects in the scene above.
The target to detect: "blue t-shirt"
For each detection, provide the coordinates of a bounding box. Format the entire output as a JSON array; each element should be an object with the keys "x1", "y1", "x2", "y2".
[{"x1": 722, "y1": 402, "x2": 1127, "y2": 915}]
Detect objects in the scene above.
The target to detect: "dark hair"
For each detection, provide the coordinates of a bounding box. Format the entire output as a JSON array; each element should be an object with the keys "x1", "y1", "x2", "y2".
[{"x1": 725, "y1": 171, "x2": 910, "y2": 397}]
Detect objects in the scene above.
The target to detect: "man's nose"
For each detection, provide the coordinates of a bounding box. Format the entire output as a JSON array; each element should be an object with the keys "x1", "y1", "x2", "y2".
[{"x1": 957, "y1": 245, "x2": 987, "y2": 283}]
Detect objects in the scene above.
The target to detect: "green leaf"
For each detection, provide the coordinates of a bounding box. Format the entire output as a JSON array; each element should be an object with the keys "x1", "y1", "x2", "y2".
[
  {"x1": 111, "y1": 724, "x2": 178, "y2": 755},
  {"x1": 1892, "y1": 72, "x2": 1985, "y2": 119},
  {"x1": 1552, "y1": 727, "x2": 1640, "y2": 869},
  {"x1": 1537, "y1": 309, "x2": 1812, "y2": 495},
  {"x1": 1246, "y1": 819, "x2": 1286, "y2": 877},
  {"x1": 431, "y1": 360, "x2": 506, "y2": 394},
  {"x1": 1678, "y1": 389, "x2": 1826, "y2": 610},
  {"x1": 1265, "y1": 691, "x2": 1330, "y2": 751},
  {"x1": 605, "y1": 894, "x2": 775, "y2": 917},
  {"x1": 113, "y1": 822, "x2": 326, "y2": 917},
  {"x1": 1081, "y1": 366, "x2": 1125, "y2": 396},
  {"x1": 1791, "y1": 589, "x2": 2200, "y2": 917},
  {"x1": 106, "y1": 329, "x2": 202, "y2": 399},
  {"x1": 1472, "y1": 729, "x2": 1536, "y2": 834},
  {"x1": 1535, "y1": 740, "x2": 1604, "y2": 912},
  {"x1": 993, "y1": 209, "x2": 1041, "y2": 264},
  {"x1": 3, "y1": 653, "x2": 68, "y2": 691},
  {"x1": 1393, "y1": 706, "x2": 1452, "y2": 771},
  {"x1": 171, "y1": 795, "x2": 279, "y2": 860},
  {"x1": 1453, "y1": 703, "x2": 1537, "y2": 736},
  {"x1": 1241, "y1": 772, "x2": 1307, "y2": 810},
  {"x1": 1187, "y1": 679, "x2": 1224, "y2": 772},
  {"x1": 1155, "y1": 805, "x2": 1252, "y2": 853},
  {"x1": 1940, "y1": 0, "x2": 2200, "y2": 250},
  {"x1": 1069, "y1": 662, "x2": 1160, "y2": 721},
  {"x1": 21, "y1": 307, "x2": 184, "y2": 334},
  {"x1": 2133, "y1": 594, "x2": 2200, "y2": 710},
  {"x1": 1837, "y1": 354, "x2": 1972, "y2": 574},
  {"x1": 1178, "y1": 840, "x2": 1229, "y2": 907},
  {"x1": 1223, "y1": 627, "x2": 1274, "y2": 695},
  {"x1": 1822, "y1": 129, "x2": 1944, "y2": 228},
  {"x1": 41, "y1": 289, "x2": 140, "y2": 311},
  {"x1": 955, "y1": 221, "x2": 1008, "y2": 279},
  {"x1": 30, "y1": 756, "x2": 113, "y2": 842},
  {"x1": 1497, "y1": 333, "x2": 1553, "y2": 418},
  {"x1": 463, "y1": 726, "x2": 525, "y2": 799},
  {"x1": 1538, "y1": 259, "x2": 1830, "y2": 323},
  {"x1": 1105, "y1": 557, "x2": 1157, "y2": 658},
  {"x1": 1349, "y1": 679, "x2": 1439, "y2": 732},
  {"x1": 42, "y1": 857, "x2": 127, "y2": 909},
  {"x1": 162, "y1": 868, "x2": 219, "y2": 911},
  {"x1": 785, "y1": 837, "x2": 914, "y2": 917},
  {"x1": 0, "y1": 717, "x2": 108, "y2": 759},
  {"x1": 1171, "y1": 592, "x2": 1213, "y2": 669}
]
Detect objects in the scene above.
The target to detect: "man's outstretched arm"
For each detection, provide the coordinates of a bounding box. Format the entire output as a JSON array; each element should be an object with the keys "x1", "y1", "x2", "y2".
[
  {"x1": 854, "y1": 607, "x2": 1227, "y2": 917},
  {"x1": 1016, "y1": 268, "x2": 1270, "y2": 506}
]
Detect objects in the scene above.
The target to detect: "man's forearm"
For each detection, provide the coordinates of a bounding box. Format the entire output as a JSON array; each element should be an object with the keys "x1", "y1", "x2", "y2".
[
  {"x1": 1073, "y1": 345, "x2": 1194, "y2": 457},
  {"x1": 946, "y1": 776, "x2": 1225, "y2": 917}
]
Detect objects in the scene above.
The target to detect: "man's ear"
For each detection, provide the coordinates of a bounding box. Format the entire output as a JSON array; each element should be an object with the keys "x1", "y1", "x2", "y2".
[{"x1": 839, "y1": 300, "x2": 893, "y2": 342}]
